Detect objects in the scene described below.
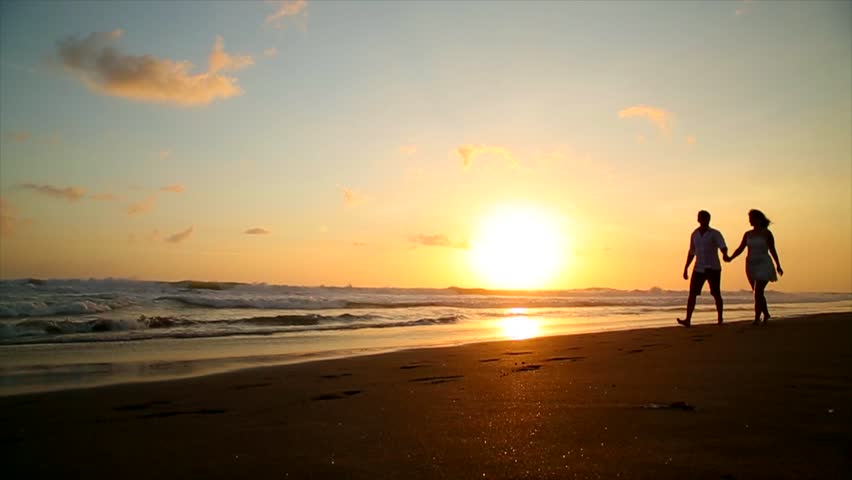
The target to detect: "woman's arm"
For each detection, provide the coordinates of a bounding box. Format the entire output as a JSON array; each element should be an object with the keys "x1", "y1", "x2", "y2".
[
  {"x1": 767, "y1": 230, "x2": 783, "y2": 275},
  {"x1": 727, "y1": 232, "x2": 748, "y2": 261}
]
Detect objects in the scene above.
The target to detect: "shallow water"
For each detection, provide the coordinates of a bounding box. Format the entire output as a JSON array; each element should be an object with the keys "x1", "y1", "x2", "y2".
[{"x1": 0, "y1": 279, "x2": 849, "y2": 395}]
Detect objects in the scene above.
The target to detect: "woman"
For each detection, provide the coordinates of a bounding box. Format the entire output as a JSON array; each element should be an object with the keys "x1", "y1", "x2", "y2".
[{"x1": 726, "y1": 209, "x2": 784, "y2": 325}]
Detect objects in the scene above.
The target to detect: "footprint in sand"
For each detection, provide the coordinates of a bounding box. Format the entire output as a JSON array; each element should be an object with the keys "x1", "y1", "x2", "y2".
[
  {"x1": 136, "y1": 409, "x2": 227, "y2": 419},
  {"x1": 311, "y1": 390, "x2": 362, "y2": 401},
  {"x1": 114, "y1": 400, "x2": 171, "y2": 411},
  {"x1": 320, "y1": 373, "x2": 353, "y2": 379},
  {"x1": 409, "y1": 375, "x2": 463, "y2": 385},
  {"x1": 400, "y1": 363, "x2": 429, "y2": 370},
  {"x1": 504, "y1": 351, "x2": 533, "y2": 356},
  {"x1": 627, "y1": 349, "x2": 644, "y2": 354},
  {"x1": 231, "y1": 382, "x2": 272, "y2": 390},
  {"x1": 513, "y1": 364, "x2": 542, "y2": 372},
  {"x1": 544, "y1": 356, "x2": 585, "y2": 362},
  {"x1": 479, "y1": 358, "x2": 500, "y2": 363}
]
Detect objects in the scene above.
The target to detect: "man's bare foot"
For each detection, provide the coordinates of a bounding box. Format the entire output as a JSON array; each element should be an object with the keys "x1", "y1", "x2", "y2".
[
  {"x1": 717, "y1": 318, "x2": 724, "y2": 325},
  {"x1": 677, "y1": 318, "x2": 691, "y2": 328}
]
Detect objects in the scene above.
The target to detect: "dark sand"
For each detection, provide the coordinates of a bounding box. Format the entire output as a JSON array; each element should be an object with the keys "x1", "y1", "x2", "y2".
[{"x1": 2, "y1": 313, "x2": 851, "y2": 479}]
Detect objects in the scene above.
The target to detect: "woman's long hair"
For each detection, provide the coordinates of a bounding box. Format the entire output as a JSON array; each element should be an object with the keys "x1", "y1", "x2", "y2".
[{"x1": 749, "y1": 209, "x2": 771, "y2": 229}]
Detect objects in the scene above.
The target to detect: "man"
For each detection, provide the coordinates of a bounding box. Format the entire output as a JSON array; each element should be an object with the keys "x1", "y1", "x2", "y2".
[{"x1": 678, "y1": 210, "x2": 728, "y2": 327}]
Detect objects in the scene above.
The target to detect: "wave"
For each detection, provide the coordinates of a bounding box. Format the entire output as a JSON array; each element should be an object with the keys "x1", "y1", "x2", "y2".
[
  {"x1": 0, "y1": 298, "x2": 134, "y2": 318},
  {"x1": 157, "y1": 293, "x2": 850, "y2": 311},
  {"x1": 0, "y1": 313, "x2": 463, "y2": 344}
]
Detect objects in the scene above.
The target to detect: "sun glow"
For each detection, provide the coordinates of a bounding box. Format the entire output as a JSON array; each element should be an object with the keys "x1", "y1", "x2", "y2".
[
  {"x1": 469, "y1": 206, "x2": 568, "y2": 289},
  {"x1": 500, "y1": 311, "x2": 541, "y2": 340}
]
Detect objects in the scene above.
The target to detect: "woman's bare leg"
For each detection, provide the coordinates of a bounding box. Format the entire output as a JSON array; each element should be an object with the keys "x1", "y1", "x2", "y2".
[{"x1": 754, "y1": 280, "x2": 769, "y2": 325}]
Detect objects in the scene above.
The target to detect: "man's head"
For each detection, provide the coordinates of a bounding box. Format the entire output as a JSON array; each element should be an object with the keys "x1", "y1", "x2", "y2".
[{"x1": 697, "y1": 210, "x2": 711, "y2": 226}]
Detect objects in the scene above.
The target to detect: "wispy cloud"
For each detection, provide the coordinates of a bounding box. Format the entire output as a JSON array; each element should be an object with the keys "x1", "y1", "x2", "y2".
[
  {"x1": 19, "y1": 183, "x2": 86, "y2": 202},
  {"x1": 244, "y1": 227, "x2": 271, "y2": 235},
  {"x1": 160, "y1": 184, "x2": 185, "y2": 193},
  {"x1": 39, "y1": 134, "x2": 61, "y2": 145},
  {"x1": 158, "y1": 149, "x2": 172, "y2": 160},
  {"x1": 208, "y1": 35, "x2": 254, "y2": 73},
  {"x1": 6, "y1": 131, "x2": 61, "y2": 145},
  {"x1": 456, "y1": 144, "x2": 516, "y2": 169},
  {"x1": 400, "y1": 144, "x2": 417, "y2": 156},
  {"x1": 89, "y1": 192, "x2": 118, "y2": 201},
  {"x1": 166, "y1": 225, "x2": 194, "y2": 243},
  {"x1": 55, "y1": 30, "x2": 253, "y2": 106},
  {"x1": 735, "y1": 0, "x2": 753, "y2": 16},
  {"x1": 6, "y1": 131, "x2": 31, "y2": 143},
  {"x1": 351, "y1": 241, "x2": 368, "y2": 247},
  {"x1": 618, "y1": 105, "x2": 673, "y2": 135},
  {"x1": 127, "y1": 195, "x2": 156, "y2": 215},
  {"x1": 266, "y1": 0, "x2": 308, "y2": 28},
  {"x1": 409, "y1": 234, "x2": 469, "y2": 250},
  {"x1": 341, "y1": 187, "x2": 366, "y2": 207},
  {"x1": 263, "y1": 47, "x2": 278, "y2": 57},
  {"x1": 0, "y1": 198, "x2": 29, "y2": 236},
  {"x1": 686, "y1": 135, "x2": 697, "y2": 146}
]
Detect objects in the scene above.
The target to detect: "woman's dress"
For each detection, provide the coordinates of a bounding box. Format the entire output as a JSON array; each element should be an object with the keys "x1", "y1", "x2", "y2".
[{"x1": 746, "y1": 232, "x2": 778, "y2": 283}]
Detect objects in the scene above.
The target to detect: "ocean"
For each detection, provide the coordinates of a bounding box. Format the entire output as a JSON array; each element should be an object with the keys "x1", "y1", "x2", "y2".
[{"x1": 1, "y1": 278, "x2": 849, "y2": 395}]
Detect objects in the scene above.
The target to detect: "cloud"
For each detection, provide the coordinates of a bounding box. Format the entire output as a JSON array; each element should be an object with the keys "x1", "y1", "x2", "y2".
[
  {"x1": 456, "y1": 144, "x2": 516, "y2": 169},
  {"x1": 158, "y1": 149, "x2": 172, "y2": 160},
  {"x1": 7, "y1": 131, "x2": 31, "y2": 143},
  {"x1": 160, "y1": 184, "x2": 185, "y2": 193},
  {"x1": 351, "y1": 241, "x2": 368, "y2": 247},
  {"x1": 635, "y1": 135, "x2": 647, "y2": 145},
  {"x1": 19, "y1": 183, "x2": 86, "y2": 202},
  {"x1": 39, "y1": 134, "x2": 61, "y2": 145},
  {"x1": 341, "y1": 187, "x2": 365, "y2": 207},
  {"x1": 400, "y1": 144, "x2": 417, "y2": 156},
  {"x1": 0, "y1": 197, "x2": 21, "y2": 235},
  {"x1": 686, "y1": 135, "x2": 697, "y2": 146},
  {"x1": 55, "y1": 30, "x2": 253, "y2": 106},
  {"x1": 266, "y1": 0, "x2": 308, "y2": 27},
  {"x1": 208, "y1": 35, "x2": 254, "y2": 73},
  {"x1": 244, "y1": 227, "x2": 271, "y2": 235},
  {"x1": 736, "y1": 0, "x2": 753, "y2": 16},
  {"x1": 89, "y1": 192, "x2": 118, "y2": 201},
  {"x1": 263, "y1": 47, "x2": 278, "y2": 57},
  {"x1": 166, "y1": 225, "x2": 194, "y2": 243},
  {"x1": 127, "y1": 195, "x2": 156, "y2": 215},
  {"x1": 618, "y1": 105, "x2": 673, "y2": 135},
  {"x1": 409, "y1": 234, "x2": 469, "y2": 250}
]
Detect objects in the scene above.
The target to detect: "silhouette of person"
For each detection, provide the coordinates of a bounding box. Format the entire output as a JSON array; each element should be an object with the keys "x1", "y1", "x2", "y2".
[
  {"x1": 725, "y1": 209, "x2": 783, "y2": 325},
  {"x1": 678, "y1": 210, "x2": 728, "y2": 327}
]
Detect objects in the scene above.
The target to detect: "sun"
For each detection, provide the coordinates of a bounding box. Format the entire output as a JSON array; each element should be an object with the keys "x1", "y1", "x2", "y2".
[{"x1": 468, "y1": 205, "x2": 568, "y2": 289}]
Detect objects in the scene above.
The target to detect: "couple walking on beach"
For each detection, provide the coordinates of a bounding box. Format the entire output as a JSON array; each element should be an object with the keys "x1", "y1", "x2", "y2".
[{"x1": 678, "y1": 209, "x2": 783, "y2": 327}]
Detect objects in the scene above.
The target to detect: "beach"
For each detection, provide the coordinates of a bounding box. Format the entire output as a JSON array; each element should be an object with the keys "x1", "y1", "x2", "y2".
[{"x1": 2, "y1": 311, "x2": 850, "y2": 479}]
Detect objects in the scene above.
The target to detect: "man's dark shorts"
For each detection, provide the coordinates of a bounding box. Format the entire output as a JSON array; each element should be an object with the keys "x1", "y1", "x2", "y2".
[{"x1": 690, "y1": 269, "x2": 721, "y2": 297}]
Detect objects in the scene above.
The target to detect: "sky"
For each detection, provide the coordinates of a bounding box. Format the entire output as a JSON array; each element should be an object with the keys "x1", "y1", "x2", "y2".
[{"x1": 0, "y1": 0, "x2": 850, "y2": 292}]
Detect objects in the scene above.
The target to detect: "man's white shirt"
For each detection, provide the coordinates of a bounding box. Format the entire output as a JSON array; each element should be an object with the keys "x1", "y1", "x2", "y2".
[{"x1": 689, "y1": 227, "x2": 726, "y2": 272}]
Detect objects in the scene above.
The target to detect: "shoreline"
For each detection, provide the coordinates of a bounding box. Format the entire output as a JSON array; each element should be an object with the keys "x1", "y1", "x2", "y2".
[
  {"x1": 2, "y1": 306, "x2": 850, "y2": 397},
  {"x1": 2, "y1": 311, "x2": 851, "y2": 478}
]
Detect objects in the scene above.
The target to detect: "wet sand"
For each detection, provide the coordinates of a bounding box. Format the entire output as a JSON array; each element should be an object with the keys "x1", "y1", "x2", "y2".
[{"x1": 2, "y1": 312, "x2": 851, "y2": 479}]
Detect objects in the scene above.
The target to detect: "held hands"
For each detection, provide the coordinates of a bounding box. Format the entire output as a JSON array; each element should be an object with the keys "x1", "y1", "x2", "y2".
[{"x1": 722, "y1": 253, "x2": 732, "y2": 263}]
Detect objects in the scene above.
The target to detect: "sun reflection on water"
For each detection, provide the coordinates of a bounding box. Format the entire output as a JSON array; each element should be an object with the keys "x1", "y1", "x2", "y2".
[{"x1": 500, "y1": 309, "x2": 541, "y2": 340}]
